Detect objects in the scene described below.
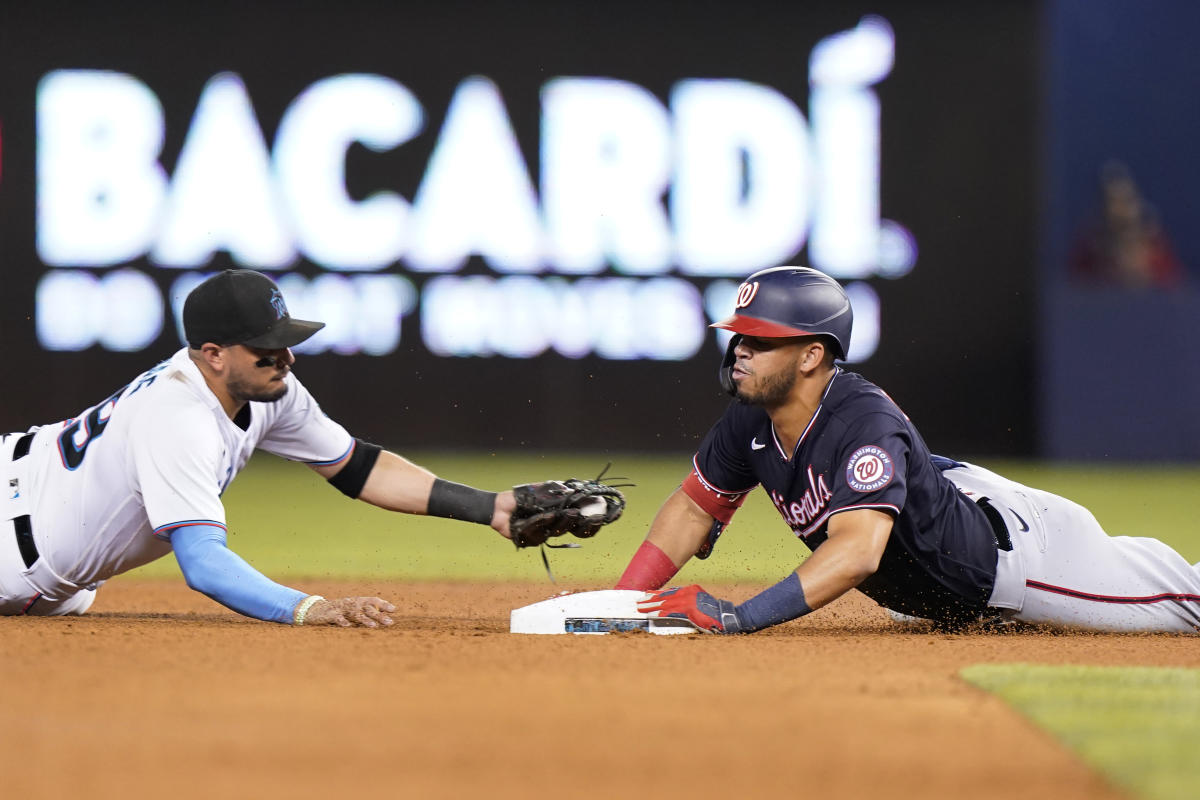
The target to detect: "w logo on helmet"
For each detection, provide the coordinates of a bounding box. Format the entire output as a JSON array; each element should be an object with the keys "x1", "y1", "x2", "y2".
[
  {"x1": 713, "y1": 267, "x2": 854, "y2": 362},
  {"x1": 734, "y1": 281, "x2": 760, "y2": 309},
  {"x1": 268, "y1": 288, "x2": 288, "y2": 319}
]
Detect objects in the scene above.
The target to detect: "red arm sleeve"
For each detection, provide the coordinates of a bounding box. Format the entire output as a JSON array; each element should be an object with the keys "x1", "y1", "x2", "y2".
[
  {"x1": 681, "y1": 469, "x2": 749, "y2": 524},
  {"x1": 614, "y1": 540, "x2": 679, "y2": 591}
]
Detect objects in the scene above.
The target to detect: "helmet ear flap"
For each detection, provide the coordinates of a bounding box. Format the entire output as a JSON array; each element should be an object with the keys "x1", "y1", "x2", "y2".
[{"x1": 718, "y1": 334, "x2": 742, "y2": 397}]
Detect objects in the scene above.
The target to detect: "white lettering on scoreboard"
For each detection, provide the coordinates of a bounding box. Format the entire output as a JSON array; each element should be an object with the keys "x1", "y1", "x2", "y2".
[{"x1": 32, "y1": 16, "x2": 910, "y2": 361}]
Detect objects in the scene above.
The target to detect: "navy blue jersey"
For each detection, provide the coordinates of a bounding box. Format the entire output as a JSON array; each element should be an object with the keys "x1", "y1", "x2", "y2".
[{"x1": 691, "y1": 368, "x2": 998, "y2": 622}]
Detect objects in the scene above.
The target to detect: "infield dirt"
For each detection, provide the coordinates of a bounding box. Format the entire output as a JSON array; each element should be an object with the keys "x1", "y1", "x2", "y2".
[{"x1": 4, "y1": 580, "x2": 1196, "y2": 799}]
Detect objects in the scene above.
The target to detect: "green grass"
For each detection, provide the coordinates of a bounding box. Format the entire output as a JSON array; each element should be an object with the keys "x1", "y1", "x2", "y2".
[
  {"x1": 973, "y1": 460, "x2": 1200, "y2": 549},
  {"x1": 123, "y1": 453, "x2": 1200, "y2": 585},
  {"x1": 126, "y1": 451, "x2": 802, "y2": 584},
  {"x1": 961, "y1": 664, "x2": 1200, "y2": 800}
]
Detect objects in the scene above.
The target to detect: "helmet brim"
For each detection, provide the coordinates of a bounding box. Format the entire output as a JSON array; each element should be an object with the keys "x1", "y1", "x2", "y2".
[{"x1": 710, "y1": 313, "x2": 815, "y2": 338}]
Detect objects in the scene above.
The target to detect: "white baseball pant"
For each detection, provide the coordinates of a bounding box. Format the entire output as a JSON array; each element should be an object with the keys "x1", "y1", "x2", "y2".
[
  {"x1": 947, "y1": 462, "x2": 1200, "y2": 633},
  {"x1": 1, "y1": 431, "x2": 96, "y2": 616}
]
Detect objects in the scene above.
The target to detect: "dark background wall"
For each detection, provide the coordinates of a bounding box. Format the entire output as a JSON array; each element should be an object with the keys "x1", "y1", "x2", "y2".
[
  {"x1": 0, "y1": 1, "x2": 1038, "y2": 455},
  {"x1": 1040, "y1": 0, "x2": 1200, "y2": 459}
]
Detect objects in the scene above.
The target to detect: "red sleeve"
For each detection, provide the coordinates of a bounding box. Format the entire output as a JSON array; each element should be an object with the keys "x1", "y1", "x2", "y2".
[
  {"x1": 681, "y1": 469, "x2": 750, "y2": 524},
  {"x1": 614, "y1": 541, "x2": 679, "y2": 591}
]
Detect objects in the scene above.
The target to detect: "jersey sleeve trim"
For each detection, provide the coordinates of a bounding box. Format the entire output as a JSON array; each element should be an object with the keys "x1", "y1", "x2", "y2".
[
  {"x1": 690, "y1": 455, "x2": 756, "y2": 497},
  {"x1": 153, "y1": 520, "x2": 228, "y2": 541},
  {"x1": 303, "y1": 440, "x2": 355, "y2": 467}
]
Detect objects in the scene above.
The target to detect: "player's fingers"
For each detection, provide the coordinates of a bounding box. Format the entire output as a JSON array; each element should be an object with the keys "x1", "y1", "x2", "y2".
[
  {"x1": 366, "y1": 597, "x2": 396, "y2": 626},
  {"x1": 357, "y1": 602, "x2": 392, "y2": 628},
  {"x1": 637, "y1": 590, "x2": 671, "y2": 609},
  {"x1": 368, "y1": 597, "x2": 396, "y2": 614}
]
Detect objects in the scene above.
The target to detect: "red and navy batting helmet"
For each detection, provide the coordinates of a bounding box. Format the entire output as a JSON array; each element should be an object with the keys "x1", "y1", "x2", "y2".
[
  {"x1": 712, "y1": 266, "x2": 853, "y2": 358},
  {"x1": 713, "y1": 267, "x2": 853, "y2": 396}
]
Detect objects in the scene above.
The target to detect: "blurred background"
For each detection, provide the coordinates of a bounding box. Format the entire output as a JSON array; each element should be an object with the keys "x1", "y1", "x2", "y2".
[{"x1": 0, "y1": 0, "x2": 1197, "y2": 464}]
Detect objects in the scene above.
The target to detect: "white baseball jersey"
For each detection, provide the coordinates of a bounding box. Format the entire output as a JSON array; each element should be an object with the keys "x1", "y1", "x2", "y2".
[{"x1": 15, "y1": 348, "x2": 352, "y2": 589}]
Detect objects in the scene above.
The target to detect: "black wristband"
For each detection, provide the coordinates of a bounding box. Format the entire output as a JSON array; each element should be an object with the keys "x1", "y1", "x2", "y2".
[
  {"x1": 327, "y1": 439, "x2": 383, "y2": 498},
  {"x1": 427, "y1": 479, "x2": 497, "y2": 525}
]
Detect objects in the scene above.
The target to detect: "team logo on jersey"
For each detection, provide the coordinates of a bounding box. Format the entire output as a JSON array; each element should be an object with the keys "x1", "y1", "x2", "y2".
[
  {"x1": 845, "y1": 445, "x2": 894, "y2": 492},
  {"x1": 734, "y1": 281, "x2": 760, "y2": 309},
  {"x1": 268, "y1": 288, "x2": 288, "y2": 319},
  {"x1": 769, "y1": 466, "x2": 833, "y2": 537}
]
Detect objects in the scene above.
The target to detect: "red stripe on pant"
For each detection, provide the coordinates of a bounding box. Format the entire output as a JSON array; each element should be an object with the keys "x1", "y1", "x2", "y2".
[
  {"x1": 1027, "y1": 580, "x2": 1200, "y2": 605},
  {"x1": 21, "y1": 593, "x2": 42, "y2": 615}
]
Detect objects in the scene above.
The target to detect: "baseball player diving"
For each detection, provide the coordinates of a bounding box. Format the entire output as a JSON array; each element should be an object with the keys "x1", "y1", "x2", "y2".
[
  {"x1": 621, "y1": 266, "x2": 1200, "y2": 634},
  {"x1": 1, "y1": 269, "x2": 623, "y2": 626}
]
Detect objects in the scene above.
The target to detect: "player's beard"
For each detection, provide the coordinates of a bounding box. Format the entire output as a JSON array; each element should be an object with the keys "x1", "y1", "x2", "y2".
[
  {"x1": 735, "y1": 359, "x2": 798, "y2": 408},
  {"x1": 228, "y1": 374, "x2": 290, "y2": 404}
]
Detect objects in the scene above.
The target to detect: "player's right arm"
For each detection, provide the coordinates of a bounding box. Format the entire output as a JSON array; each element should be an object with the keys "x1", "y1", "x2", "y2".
[
  {"x1": 617, "y1": 407, "x2": 757, "y2": 591},
  {"x1": 615, "y1": 488, "x2": 714, "y2": 590},
  {"x1": 309, "y1": 448, "x2": 517, "y2": 540},
  {"x1": 646, "y1": 489, "x2": 715, "y2": 565}
]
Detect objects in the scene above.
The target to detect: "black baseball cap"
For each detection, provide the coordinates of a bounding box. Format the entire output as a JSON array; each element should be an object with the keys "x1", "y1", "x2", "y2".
[{"x1": 183, "y1": 270, "x2": 325, "y2": 349}]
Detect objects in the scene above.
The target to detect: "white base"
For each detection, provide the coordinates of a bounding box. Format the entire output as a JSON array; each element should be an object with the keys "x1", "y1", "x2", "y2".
[{"x1": 510, "y1": 589, "x2": 699, "y2": 635}]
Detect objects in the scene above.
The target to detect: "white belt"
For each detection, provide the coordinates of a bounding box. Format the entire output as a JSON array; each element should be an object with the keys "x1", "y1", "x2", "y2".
[
  {"x1": 941, "y1": 462, "x2": 1029, "y2": 612},
  {"x1": 988, "y1": 548, "x2": 1026, "y2": 611}
]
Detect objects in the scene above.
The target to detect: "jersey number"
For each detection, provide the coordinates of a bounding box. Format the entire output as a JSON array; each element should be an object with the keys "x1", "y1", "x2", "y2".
[
  {"x1": 56, "y1": 363, "x2": 164, "y2": 470},
  {"x1": 58, "y1": 388, "x2": 123, "y2": 470}
]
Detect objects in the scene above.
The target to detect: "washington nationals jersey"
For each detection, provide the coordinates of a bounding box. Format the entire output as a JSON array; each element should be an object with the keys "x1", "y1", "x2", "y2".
[
  {"x1": 689, "y1": 368, "x2": 1000, "y2": 621},
  {"x1": 17, "y1": 348, "x2": 353, "y2": 587}
]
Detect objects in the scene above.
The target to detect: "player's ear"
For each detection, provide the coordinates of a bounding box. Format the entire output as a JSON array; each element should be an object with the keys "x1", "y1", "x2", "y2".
[
  {"x1": 193, "y1": 343, "x2": 228, "y2": 372},
  {"x1": 798, "y1": 339, "x2": 827, "y2": 372}
]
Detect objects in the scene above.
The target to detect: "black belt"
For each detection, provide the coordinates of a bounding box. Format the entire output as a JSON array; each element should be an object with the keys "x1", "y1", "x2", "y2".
[
  {"x1": 8, "y1": 432, "x2": 38, "y2": 567},
  {"x1": 976, "y1": 497, "x2": 1013, "y2": 552},
  {"x1": 12, "y1": 432, "x2": 33, "y2": 460},
  {"x1": 14, "y1": 515, "x2": 38, "y2": 568}
]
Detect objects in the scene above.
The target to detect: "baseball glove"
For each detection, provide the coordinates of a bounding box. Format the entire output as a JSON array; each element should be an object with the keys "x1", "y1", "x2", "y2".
[{"x1": 509, "y1": 467, "x2": 629, "y2": 549}]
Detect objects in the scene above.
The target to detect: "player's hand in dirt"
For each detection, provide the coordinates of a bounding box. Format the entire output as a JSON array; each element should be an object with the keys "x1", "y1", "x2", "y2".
[
  {"x1": 304, "y1": 597, "x2": 396, "y2": 628},
  {"x1": 637, "y1": 585, "x2": 744, "y2": 634}
]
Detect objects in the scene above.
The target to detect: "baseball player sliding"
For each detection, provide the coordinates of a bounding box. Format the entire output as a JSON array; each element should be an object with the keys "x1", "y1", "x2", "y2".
[
  {"x1": 622, "y1": 266, "x2": 1200, "y2": 634},
  {"x1": 0, "y1": 270, "x2": 622, "y2": 626}
]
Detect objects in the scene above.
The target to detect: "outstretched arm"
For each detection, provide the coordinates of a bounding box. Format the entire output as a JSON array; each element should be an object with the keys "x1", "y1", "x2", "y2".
[
  {"x1": 645, "y1": 489, "x2": 716, "y2": 566},
  {"x1": 172, "y1": 524, "x2": 394, "y2": 627},
  {"x1": 310, "y1": 447, "x2": 516, "y2": 539},
  {"x1": 793, "y1": 508, "x2": 893, "y2": 610},
  {"x1": 638, "y1": 508, "x2": 893, "y2": 633},
  {"x1": 615, "y1": 488, "x2": 714, "y2": 590}
]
